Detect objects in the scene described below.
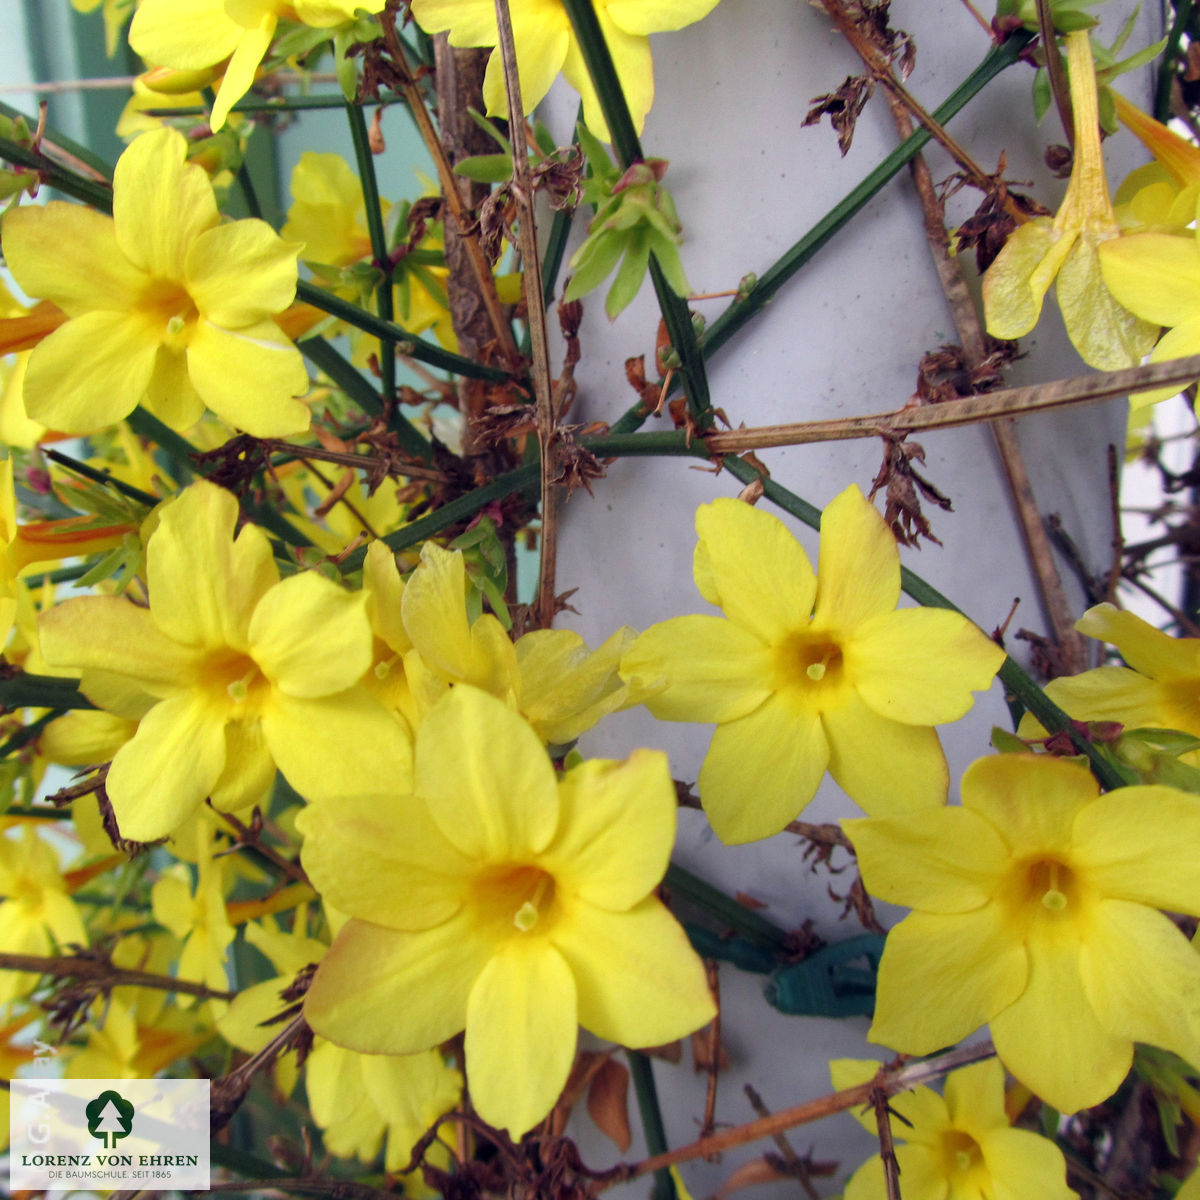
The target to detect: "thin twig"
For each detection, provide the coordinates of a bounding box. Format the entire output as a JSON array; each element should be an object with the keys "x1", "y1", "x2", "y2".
[
  {"x1": 871, "y1": 1086, "x2": 902, "y2": 1200},
  {"x1": 204, "y1": 1180, "x2": 400, "y2": 1199},
  {"x1": 742, "y1": 1085, "x2": 820, "y2": 1200},
  {"x1": 492, "y1": 0, "x2": 560, "y2": 627},
  {"x1": 0, "y1": 951, "x2": 234, "y2": 1001},
  {"x1": 959, "y1": 0, "x2": 994, "y2": 36},
  {"x1": 590, "y1": 1043, "x2": 996, "y2": 1189},
  {"x1": 379, "y1": 16, "x2": 518, "y2": 362},
  {"x1": 1035, "y1": 0, "x2": 1074, "y2": 148},
  {"x1": 700, "y1": 959, "x2": 721, "y2": 1144}
]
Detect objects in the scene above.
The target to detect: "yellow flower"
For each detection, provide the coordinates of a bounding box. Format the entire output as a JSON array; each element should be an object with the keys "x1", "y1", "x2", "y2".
[
  {"x1": 620, "y1": 487, "x2": 1004, "y2": 844},
  {"x1": 38, "y1": 480, "x2": 412, "y2": 841},
  {"x1": 1110, "y1": 92, "x2": 1200, "y2": 234},
  {"x1": 64, "y1": 995, "x2": 210, "y2": 1079},
  {"x1": 299, "y1": 685, "x2": 714, "y2": 1138},
  {"x1": 71, "y1": 0, "x2": 135, "y2": 57},
  {"x1": 982, "y1": 31, "x2": 1157, "y2": 370},
  {"x1": 2, "y1": 127, "x2": 309, "y2": 436},
  {"x1": 0, "y1": 824, "x2": 88, "y2": 1007},
  {"x1": 831, "y1": 1057, "x2": 1074, "y2": 1200},
  {"x1": 131, "y1": 0, "x2": 386, "y2": 131},
  {"x1": 846, "y1": 754, "x2": 1200, "y2": 1113},
  {"x1": 409, "y1": 0, "x2": 721, "y2": 143},
  {"x1": 1024, "y1": 602, "x2": 1200, "y2": 746}
]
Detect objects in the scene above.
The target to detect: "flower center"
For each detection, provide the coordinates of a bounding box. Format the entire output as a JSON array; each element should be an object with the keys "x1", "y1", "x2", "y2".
[
  {"x1": 939, "y1": 1130, "x2": 983, "y2": 1183},
  {"x1": 1028, "y1": 858, "x2": 1078, "y2": 913},
  {"x1": 473, "y1": 864, "x2": 559, "y2": 936},
  {"x1": 138, "y1": 278, "x2": 199, "y2": 349},
  {"x1": 204, "y1": 650, "x2": 269, "y2": 713},
  {"x1": 774, "y1": 632, "x2": 846, "y2": 704}
]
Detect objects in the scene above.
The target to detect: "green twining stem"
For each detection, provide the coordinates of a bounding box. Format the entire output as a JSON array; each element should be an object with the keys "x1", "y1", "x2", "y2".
[
  {"x1": 627, "y1": 1051, "x2": 677, "y2": 1200},
  {"x1": 0, "y1": 674, "x2": 94, "y2": 712},
  {"x1": 1156, "y1": 0, "x2": 1194, "y2": 121},
  {"x1": 665, "y1": 863, "x2": 791, "y2": 952}
]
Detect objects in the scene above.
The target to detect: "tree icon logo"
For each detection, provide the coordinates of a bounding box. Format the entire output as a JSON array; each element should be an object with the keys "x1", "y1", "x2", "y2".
[{"x1": 85, "y1": 1090, "x2": 134, "y2": 1148}]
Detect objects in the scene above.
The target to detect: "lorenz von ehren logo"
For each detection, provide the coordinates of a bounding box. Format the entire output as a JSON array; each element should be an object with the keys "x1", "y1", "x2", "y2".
[{"x1": 9, "y1": 1078, "x2": 209, "y2": 1192}]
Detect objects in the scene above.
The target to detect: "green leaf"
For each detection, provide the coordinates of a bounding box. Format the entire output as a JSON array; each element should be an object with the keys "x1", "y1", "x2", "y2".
[
  {"x1": 467, "y1": 107, "x2": 512, "y2": 152},
  {"x1": 565, "y1": 230, "x2": 626, "y2": 300},
  {"x1": 454, "y1": 153, "x2": 516, "y2": 183},
  {"x1": 991, "y1": 726, "x2": 1031, "y2": 755},
  {"x1": 647, "y1": 230, "x2": 690, "y2": 299},
  {"x1": 606, "y1": 229, "x2": 652, "y2": 318},
  {"x1": 334, "y1": 30, "x2": 359, "y2": 101}
]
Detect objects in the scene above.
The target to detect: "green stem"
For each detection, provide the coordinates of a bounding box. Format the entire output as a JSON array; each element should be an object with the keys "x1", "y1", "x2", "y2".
[
  {"x1": 0, "y1": 134, "x2": 113, "y2": 211},
  {"x1": 234, "y1": 158, "x2": 264, "y2": 220},
  {"x1": 346, "y1": 102, "x2": 397, "y2": 405},
  {"x1": 298, "y1": 335, "x2": 383, "y2": 418},
  {"x1": 0, "y1": 100, "x2": 114, "y2": 179},
  {"x1": 1156, "y1": 0, "x2": 1194, "y2": 121},
  {"x1": 665, "y1": 863, "x2": 791, "y2": 952},
  {"x1": 144, "y1": 94, "x2": 396, "y2": 117},
  {"x1": 43, "y1": 449, "x2": 159, "y2": 508},
  {"x1": 0, "y1": 711, "x2": 62, "y2": 758},
  {"x1": 627, "y1": 1052, "x2": 676, "y2": 1200},
  {"x1": 559, "y1": 0, "x2": 712, "y2": 426},
  {"x1": 295, "y1": 281, "x2": 509, "y2": 382},
  {"x1": 0, "y1": 674, "x2": 93, "y2": 711}
]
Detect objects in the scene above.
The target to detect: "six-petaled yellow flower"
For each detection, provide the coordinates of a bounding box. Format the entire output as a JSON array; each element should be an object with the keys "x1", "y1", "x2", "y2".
[
  {"x1": 847, "y1": 753, "x2": 1200, "y2": 1113},
  {"x1": 620, "y1": 487, "x2": 1004, "y2": 843},
  {"x1": 3, "y1": 128, "x2": 310, "y2": 436},
  {"x1": 299, "y1": 684, "x2": 714, "y2": 1138}
]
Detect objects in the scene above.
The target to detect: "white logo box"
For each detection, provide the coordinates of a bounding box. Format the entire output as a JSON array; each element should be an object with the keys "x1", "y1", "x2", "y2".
[{"x1": 10, "y1": 1079, "x2": 209, "y2": 1192}]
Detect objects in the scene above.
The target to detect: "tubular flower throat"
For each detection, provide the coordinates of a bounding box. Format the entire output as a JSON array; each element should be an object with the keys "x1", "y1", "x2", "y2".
[
  {"x1": 298, "y1": 685, "x2": 715, "y2": 1138},
  {"x1": 2, "y1": 127, "x2": 310, "y2": 437},
  {"x1": 620, "y1": 486, "x2": 1005, "y2": 844},
  {"x1": 846, "y1": 753, "x2": 1200, "y2": 1114},
  {"x1": 982, "y1": 30, "x2": 1157, "y2": 370},
  {"x1": 38, "y1": 481, "x2": 412, "y2": 842}
]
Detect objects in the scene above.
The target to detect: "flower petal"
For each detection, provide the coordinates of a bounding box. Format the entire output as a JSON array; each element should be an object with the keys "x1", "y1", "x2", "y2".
[
  {"x1": 1098, "y1": 231, "x2": 1200, "y2": 326},
  {"x1": 606, "y1": 0, "x2": 721, "y2": 35},
  {"x1": 210, "y1": 717, "x2": 276, "y2": 811},
  {"x1": 480, "y1": 3, "x2": 571, "y2": 120},
  {"x1": 263, "y1": 688, "x2": 413, "y2": 801},
  {"x1": 414, "y1": 685, "x2": 558, "y2": 860},
  {"x1": 620, "y1": 614, "x2": 773, "y2": 723},
  {"x1": 2, "y1": 203, "x2": 144, "y2": 315},
  {"x1": 23, "y1": 312, "x2": 157, "y2": 432},
  {"x1": 305, "y1": 913, "x2": 490, "y2": 1055},
  {"x1": 698, "y1": 694, "x2": 829, "y2": 844},
  {"x1": 849, "y1": 608, "x2": 1003, "y2": 725},
  {"x1": 106, "y1": 693, "x2": 227, "y2": 840},
  {"x1": 113, "y1": 128, "x2": 219, "y2": 278},
  {"x1": 541, "y1": 750, "x2": 674, "y2": 910},
  {"x1": 552, "y1": 895, "x2": 713, "y2": 1047},
  {"x1": 942, "y1": 1058, "x2": 1007, "y2": 1136},
  {"x1": 982, "y1": 1125, "x2": 1075, "y2": 1200},
  {"x1": 465, "y1": 939, "x2": 577, "y2": 1137},
  {"x1": 210, "y1": 13, "x2": 276, "y2": 131},
  {"x1": 869, "y1": 907, "x2": 1027, "y2": 1056},
  {"x1": 296, "y1": 792, "x2": 471, "y2": 930},
  {"x1": 148, "y1": 480, "x2": 277, "y2": 649},
  {"x1": 130, "y1": 0, "x2": 241, "y2": 70},
  {"x1": 814, "y1": 485, "x2": 900, "y2": 629},
  {"x1": 250, "y1": 573, "x2": 372, "y2": 698},
  {"x1": 144, "y1": 345, "x2": 206, "y2": 430},
  {"x1": 829, "y1": 1059, "x2": 951, "y2": 1139},
  {"x1": 824, "y1": 691, "x2": 948, "y2": 814},
  {"x1": 692, "y1": 499, "x2": 816, "y2": 644},
  {"x1": 982, "y1": 218, "x2": 1065, "y2": 340},
  {"x1": 844, "y1": 806, "x2": 1008, "y2": 913},
  {"x1": 1133, "y1": 314, "x2": 1200, "y2": 408},
  {"x1": 961, "y1": 755, "x2": 1097, "y2": 857},
  {"x1": 989, "y1": 930, "x2": 1130, "y2": 1113},
  {"x1": 1079, "y1": 898, "x2": 1200, "y2": 1069},
  {"x1": 187, "y1": 219, "x2": 300, "y2": 325},
  {"x1": 186, "y1": 319, "x2": 310, "y2": 436},
  {"x1": 1073, "y1": 786, "x2": 1200, "y2": 912},
  {"x1": 1042, "y1": 666, "x2": 1181, "y2": 730},
  {"x1": 845, "y1": 1146, "x2": 948, "y2": 1200},
  {"x1": 1075, "y1": 602, "x2": 1198, "y2": 681}
]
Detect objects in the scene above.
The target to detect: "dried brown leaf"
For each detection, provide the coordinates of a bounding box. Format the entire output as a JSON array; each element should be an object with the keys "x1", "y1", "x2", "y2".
[{"x1": 586, "y1": 1058, "x2": 632, "y2": 1153}]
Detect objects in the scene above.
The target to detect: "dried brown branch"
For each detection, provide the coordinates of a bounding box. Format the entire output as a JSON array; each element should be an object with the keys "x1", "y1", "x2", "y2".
[
  {"x1": 700, "y1": 959, "x2": 721, "y2": 1144},
  {"x1": 492, "y1": 0, "x2": 560, "y2": 628},
  {"x1": 743, "y1": 1085, "x2": 821, "y2": 1200},
  {"x1": 871, "y1": 1086, "x2": 902, "y2": 1200},
  {"x1": 1035, "y1": 0, "x2": 1074, "y2": 148},
  {"x1": 204, "y1": 1180, "x2": 400, "y2": 1199},
  {"x1": 0, "y1": 950, "x2": 234, "y2": 1001}
]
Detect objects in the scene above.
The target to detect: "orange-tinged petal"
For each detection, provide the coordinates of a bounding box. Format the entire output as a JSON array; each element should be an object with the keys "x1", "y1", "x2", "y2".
[
  {"x1": 698, "y1": 693, "x2": 829, "y2": 843},
  {"x1": 106, "y1": 693, "x2": 228, "y2": 840},
  {"x1": 845, "y1": 806, "x2": 1008, "y2": 913},
  {"x1": 824, "y1": 691, "x2": 948, "y2": 814},
  {"x1": 113, "y1": 128, "x2": 219, "y2": 279},
  {"x1": 1073, "y1": 786, "x2": 1200, "y2": 912},
  {"x1": 186, "y1": 319, "x2": 310, "y2": 437},
  {"x1": 2, "y1": 204, "x2": 144, "y2": 316},
  {"x1": 541, "y1": 751, "x2": 674, "y2": 911},
  {"x1": 961, "y1": 755, "x2": 1096, "y2": 857},
  {"x1": 850, "y1": 608, "x2": 1003, "y2": 725},
  {"x1": 250, "y1": 573, "x2": 372, "y2": 698},
  {"x1": 187, "y1": 219, "x2": 300, "y2": 325},
  {"x1": 414, "y1": 686, "x2": 558, "y2": 860},
  {"x1": 814, "y1": 485, "x2": 899, "y2": 629},
  {"x1": 296, "y1": 792, "x2": 471, "y2": 931},
  {"x1": 0, "y1": 301, "x2": 68, "y2": 354},
  {"x1": 465, "y1": 939, "x2": 577, "y2": 1138},
  {"x1": 1075, "y1": 602, "x2": 1198, "y2": 680},
  {"x1": 552, "y1": 895, "x2": 715, "y2": 1048},
  {"x1": 148, "y1": 481, "x2": 277, "y2": 649},
  {"x1": 263, "y1": 688, "x2": 413, "y2": 801},
  {"x1": 23, "y1": 311, "x2": 157, "y2": 432},
  {"x1": 989, "y1": 931, "x2": 1129, "y2": 1113},
  {"x1": 693, "y1": 498, "x2": 816, "y2": 644},
  {"x1": 869, "y1": 906, "x2": 1027, "y2": 1055},
  {"x1": 620, "y1": 614, "x2": 772, "y2": 723},
  {"x1": 9, "y1": 518, "x2": 133, "y2": 572},
  {"x1": 306, "y1": 913, "x2": 490, "y2": 1055},
  {"x1": 1112, "y1": 92, "x2": 1200, "y2": 187},
  {"x1": 1079, "y1": 898, "x2": 1200, "y2": 1068}
]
